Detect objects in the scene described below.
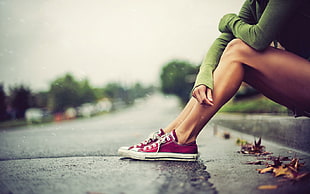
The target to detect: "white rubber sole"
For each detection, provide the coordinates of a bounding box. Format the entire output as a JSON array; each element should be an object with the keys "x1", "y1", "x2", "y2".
[
  {"x1": 129, "y1": 150, "x2": 199, "y2": 161},
  {"x1": 118, "y1": 146, "x2": 131, "y2": 158}
]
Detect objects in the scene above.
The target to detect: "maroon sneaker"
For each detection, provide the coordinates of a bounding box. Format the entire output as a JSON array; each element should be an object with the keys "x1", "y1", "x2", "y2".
[
  {"x1": 118, "y1": 129, "x2": 165, "y2": 157},
  {"x1": 129, "y1": 130, "x2": 199, "y2": 161}
]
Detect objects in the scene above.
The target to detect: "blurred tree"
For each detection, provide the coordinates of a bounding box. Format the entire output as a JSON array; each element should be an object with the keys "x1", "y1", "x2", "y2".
[
  {"x1": 103, "y1": 82, "x2": 129, "y2": 104},
  {"x1": 79, "y1": 79, "x2": 96, "y2": 103},
  {"x1": 47, "y1": 73, "x2": 155, "y2": 113},
  {"x1": 160, "y1": 60, "x2": 198, "y2": 104},
  {"x1": 127, "y1": 82, "x2": 154, "y2": 102},
  {"x1": 48, "y1": 73, "x2": 98, "y2": 112},
  {"x1": 93, "y1": 87, "x2": 105, "y2": 100},
  {"x1": 33, "y1": 91, "x2": 49, "y2": 108},
  {"x1": 9, "y1": 85, "x2": 32, "y2": 119},
  {"x1": 0, "y1": 84, "x2": 7, "y2": 121},
  {"x1": 48, "y1": 73, "x2": 82, "y2": 112}
]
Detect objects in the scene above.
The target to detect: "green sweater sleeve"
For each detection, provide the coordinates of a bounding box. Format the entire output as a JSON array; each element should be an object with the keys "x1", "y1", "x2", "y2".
[
  {"x1": 193, "y1": 0, "x2": 299, "y2": 91},
  {"x1": 193, "y1": 0, "x2": 255, "y2": 90},
  {"x1": 194, "y1": 33, "x2": 234, "y2": 90},
  {"x1": 219, "y1": 0, "x2": 297, "y2": 51}
]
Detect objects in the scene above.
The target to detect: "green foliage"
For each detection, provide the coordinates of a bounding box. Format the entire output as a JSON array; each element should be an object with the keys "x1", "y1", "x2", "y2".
[
  {"x1": 48, "y1": 73, "x2": 96, "y2": 112},
  {"x1": 234, "y1": 84, "x2": 260, "y2": 100},
  {"x1": 0, "y1": 72, "x2": 154, "y2": 123},
  {"x1": 220, "y1": 95, "x2": 288, "y2": 114},
  {"x1": 47, "y1": 73, "x2": 154, "y2": 112},
  {"x1": 103, "y1": 82, "x2": 128, "y2": 102},
  {"x1": 102, "y1": 82, "x2": 154, "y2": 105},
  {"x1": 79, "y1": 79, "x2": 96, "y2": 104},
  {"x1": 129, "y1": 82, "x2": 154, "y2": 100},
  {"x1": 160, "y1": 60, "x2": 198, "y2": 103}
]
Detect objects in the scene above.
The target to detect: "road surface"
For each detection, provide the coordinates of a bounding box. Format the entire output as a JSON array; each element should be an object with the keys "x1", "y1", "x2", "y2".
[{"x1": 0, "y1": 94, "x2": 309, "y2": 194}]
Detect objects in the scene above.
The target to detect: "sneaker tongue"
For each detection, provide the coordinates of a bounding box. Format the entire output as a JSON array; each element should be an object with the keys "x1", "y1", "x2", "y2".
[
  {"x1": 172, "y1": 130, "x2": 178, "y2": 142},
  {"x1": 147, "y1": 129, "x2": 164, "y2": 139}
]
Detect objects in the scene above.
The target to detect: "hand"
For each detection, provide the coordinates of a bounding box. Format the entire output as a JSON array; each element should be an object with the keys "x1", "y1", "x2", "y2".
[
  {"x1": 219, "y1": 13, "x2": 237, "y2": 33},
  {"x1": 192, "y1": 85, "x2": 214, "y2": 106}
]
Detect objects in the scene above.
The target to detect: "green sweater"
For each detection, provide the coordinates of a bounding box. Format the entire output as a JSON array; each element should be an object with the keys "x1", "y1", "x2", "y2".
[{"x1": 194, "y1": 0, "x2": 310, "y2": 90}]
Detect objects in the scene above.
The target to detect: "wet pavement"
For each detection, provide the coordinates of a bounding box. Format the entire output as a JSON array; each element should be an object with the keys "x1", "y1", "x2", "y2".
[
  {"x1": 0, "y1": 94, "x2": 309, "y2": 194},
  {"x1": 0, "y1": 157, "x2": 214, "y2": 194}
]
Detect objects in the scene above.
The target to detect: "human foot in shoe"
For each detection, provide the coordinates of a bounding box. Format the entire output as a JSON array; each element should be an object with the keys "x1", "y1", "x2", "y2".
[
  {"x1": 118, "y1": 128, "x2": 165, "y2": 157},
  {"x1": 129, "y1": 130, "x2": 199, "y2": 161}
]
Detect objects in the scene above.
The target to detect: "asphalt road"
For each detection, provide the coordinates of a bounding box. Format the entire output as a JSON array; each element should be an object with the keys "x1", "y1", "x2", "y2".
[{"x1": 0, "y1": 94, "x2": 309, "y2": 194}]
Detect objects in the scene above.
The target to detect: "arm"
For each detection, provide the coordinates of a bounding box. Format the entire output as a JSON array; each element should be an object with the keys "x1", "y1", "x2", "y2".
[
  {"x1": 194, "y1": 32, "x2": 234, "y2": 90},
  {"x1": 192, "y1": 0, "x2": 258, "y2": 105},
  {"x1": 192, "y1": 33, "x2": 234, "y2": 105},
  {"x1": 193, "y1": 0, "x2": 258, "y2": 90},
  {"x1": 219, "y1": 0, "x2": 298, "y2": 51}
]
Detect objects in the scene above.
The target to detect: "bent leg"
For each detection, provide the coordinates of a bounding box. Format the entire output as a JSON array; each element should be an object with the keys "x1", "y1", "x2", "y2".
[
  {"x1": 175, "y1": 43, "x2": 246, "y2": 144},
  {"x1": 175, "y1": 39, "x2": 310, "y2": 144},
  {"x1": 239, "y1": 46, "x2": 310, "y2": 113}
]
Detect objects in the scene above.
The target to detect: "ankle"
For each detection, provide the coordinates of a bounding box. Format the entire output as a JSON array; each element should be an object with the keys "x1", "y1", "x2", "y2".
[
  {"x1": 175, "y1": 130, "x2": 196, "y2": 145},
  {"x1": 163, "y1": 128, "x2": 173, "y2": 134}
]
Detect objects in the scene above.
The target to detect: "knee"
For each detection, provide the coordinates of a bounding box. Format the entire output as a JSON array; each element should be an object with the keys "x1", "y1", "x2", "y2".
[
  {"x1": 223, "y1": 39, "x2": 253, "y2": 60},
  {"x1": 226, "y1": 39, "x2": 246, "y2": 49}
]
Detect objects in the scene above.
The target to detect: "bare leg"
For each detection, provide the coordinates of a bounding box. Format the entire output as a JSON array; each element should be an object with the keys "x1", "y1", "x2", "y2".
[
  {"x1": 163, "y1": 38, "x2": 244, "y2": 134},
  {"x1": 175, "y1": 39, "x2": 310, "y2": 144},
  {"x1": 175, "y1": 42, "x2": 245, "y2": 144},
  {"x1": 163, "y1": 38, "x2": 245, "y2": 135},
  {"x1": 242, "y1": 48, "x2": 310, "y2": 112},
  {"x1": 163, "y1": 98, "x2": 196, "y2": 133}
]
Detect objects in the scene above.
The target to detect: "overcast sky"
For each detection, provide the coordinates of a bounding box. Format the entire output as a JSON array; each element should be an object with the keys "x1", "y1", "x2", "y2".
[{"x1": 0, "y1": 0, "x2": 244, "y2": 91}]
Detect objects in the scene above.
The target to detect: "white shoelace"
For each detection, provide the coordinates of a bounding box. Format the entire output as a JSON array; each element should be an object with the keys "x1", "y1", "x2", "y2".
[
  {"x1": 143, "y1": 133, "x2": 172, "y2": 152},
  {"x1": 136, "y1": 131, "x2": 161, "y2": 147}
]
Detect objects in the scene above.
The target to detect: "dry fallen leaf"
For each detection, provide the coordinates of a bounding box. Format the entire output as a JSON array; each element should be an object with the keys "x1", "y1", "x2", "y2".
[
  {"x1": 256, "y1": 157, "x2": 309, "y2": 181},
  {"x1": 257, "y1": 185, "x2": 278, "y2": 190},
  {"x1": 257, "y1": 166, "x2": 274, "y2": 174},
  {"x1": 238, "y1": 137, "x2": 272, "y2": 156},
  {"x1": 289, "y1": 158, "x2": 304, "y2": 171},
  {"x1": 273, "y1": 166, "x2": 291, "y2": 177},
  {"x1": 237, "y1": 137, "x2": 309, "y2": 183}
]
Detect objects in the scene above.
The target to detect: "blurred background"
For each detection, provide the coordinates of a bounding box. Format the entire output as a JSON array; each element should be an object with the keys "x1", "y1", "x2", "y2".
[{"x1": 0, "y1": 0, "x2": 288, "y2": 127}]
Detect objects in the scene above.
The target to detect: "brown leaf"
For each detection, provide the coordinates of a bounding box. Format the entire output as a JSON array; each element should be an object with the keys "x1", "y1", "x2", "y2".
[
  {"x1": 255, "y1": 137, "x2": 261, "y2": 147},
  {"x1": 273, "y1": 165, "x2": 291, "y2": 177},
  {"x1": 257, "y1": 167, "x2": 274, "y2": 174},
  {"x1": 270, "y1": 158, "x2": 309, "y2": 180},
  {"x1": 272, "y1": 157, "x2": 282, "y2": 167},
  {"x1": 288, "y1": 158, "x2": 304, "y2": 171},
  {"x1": 239, "y1": 137, "x2": 269, "y2": 155},
  {"x1": 287, "y1": 165, "x2": 298, "y2": 173},
  {"x1": 257, "y1": 185, "x2": 278, "y2": 190}
]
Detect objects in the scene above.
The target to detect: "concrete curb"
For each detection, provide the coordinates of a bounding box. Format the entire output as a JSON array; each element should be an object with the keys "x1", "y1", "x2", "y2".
[{"x1": 211, "y1": 113, "x2": 310, "y2": 153}]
